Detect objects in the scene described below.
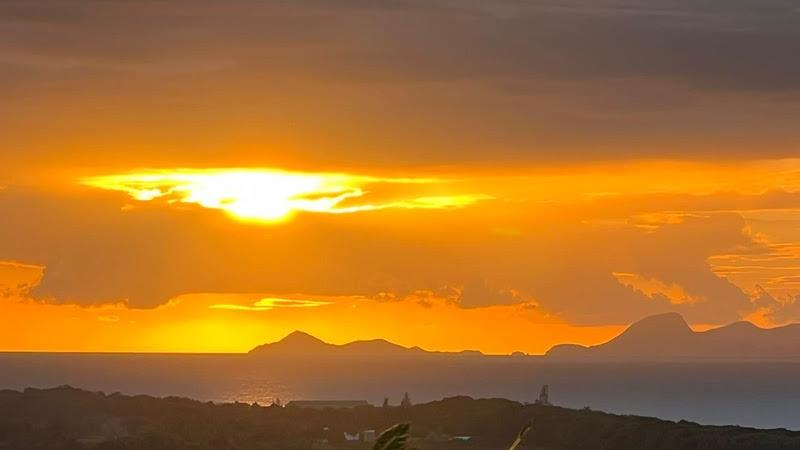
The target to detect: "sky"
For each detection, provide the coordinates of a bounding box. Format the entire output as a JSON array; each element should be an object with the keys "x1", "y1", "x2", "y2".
[{"x1": 1, "y1": 0, "x2": 800, "y2": 354}]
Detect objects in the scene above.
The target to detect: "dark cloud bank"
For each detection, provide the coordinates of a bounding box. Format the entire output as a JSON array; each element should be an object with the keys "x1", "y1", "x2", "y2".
[{"x1": 1, "y1": 0, "x2": 799, "y2": 170}]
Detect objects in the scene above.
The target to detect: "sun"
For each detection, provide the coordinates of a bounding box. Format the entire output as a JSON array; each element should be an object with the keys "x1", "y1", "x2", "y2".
[
  {"x1": 80, "y1": 168, "x2": 490, "y2": 223},
  {"x1": 172, "y1": 171, "x2": 330, "y2": 222}
]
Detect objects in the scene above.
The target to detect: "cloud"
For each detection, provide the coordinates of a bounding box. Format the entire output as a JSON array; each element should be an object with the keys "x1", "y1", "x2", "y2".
[
  {"x1": 1, "y1": 0, "x2": 800, "y2": 179},
  {"x1": 19, "y1": 0, "x2": 791, "y2": 90},
  {"x1": 746, "y1": 286, "x2": 800, "y2": 325},
  {"x1": 613, "y1": 272, "x2": 701, "y2": 305},
  {"x1": 0, "y1": 288, "x2": 622, "y2": 354},
  {"x1": 209, "y1": 297, "x2": 333, "y2": 311},
  {"x1": 457, "y1": 279, "x2": 532, "y2": 309},
  {"x1": 0, "y1": 182, "x2": 765, "y2": 324},
  {"x1": 3, "y1": 1, "x2": 800, "y2": 345},
  {"x1": 0, "y1": 260, "x2": 43, "y2": 297}
]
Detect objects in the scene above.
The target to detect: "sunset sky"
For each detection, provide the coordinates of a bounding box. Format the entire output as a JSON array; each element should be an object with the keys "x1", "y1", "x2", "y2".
[{"x1": 2, "y1": 0, "x2": 800, "y2": 354}]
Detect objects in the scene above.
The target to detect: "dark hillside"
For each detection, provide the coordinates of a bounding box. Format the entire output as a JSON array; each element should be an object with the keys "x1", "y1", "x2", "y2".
[{"x1": 0, "y1": 387, "x2": 798, "y2": 450}]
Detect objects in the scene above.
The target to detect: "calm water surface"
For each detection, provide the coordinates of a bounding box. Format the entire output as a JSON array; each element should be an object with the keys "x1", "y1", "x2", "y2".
[{"x1": 1, "y1": 353, "x2": 799, "y2": 430}]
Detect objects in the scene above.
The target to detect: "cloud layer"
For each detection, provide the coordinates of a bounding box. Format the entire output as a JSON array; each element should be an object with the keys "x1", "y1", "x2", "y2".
[
  {"x1": 2, "y1": 0, "x2": 800, "y2": 180},
  {"x1": 4, "y1": 163, "x2": 797, "y2": 326}
]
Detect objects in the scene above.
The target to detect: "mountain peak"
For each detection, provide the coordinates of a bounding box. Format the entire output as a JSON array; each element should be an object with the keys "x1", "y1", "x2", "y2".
[
  {"x1": 548, "y1": 312, "x2": 800, "y2": 361},
  {"x1": 279, "y1": 330, "x2": 327, "y2": 345},
  {"x1": 720, "y1": 321, "x2": 761, "y2": 331},
  {"x1": 249, "y1": 333, "x2": 453, "y2": 358},
  {"x1": 249, "y1": 332, "x2": 422, "y2": 357},
  {"x1": 547, "y1": 313, "x2": 694, "y2": 360},
  {"x1": 601, "y1": 312, "x2": 693, "y2": 351},
  {"x1": 624, "y1": 312, "x2": 691, "y2": 336},
  {"x1": 248, "y1": 331, "x2": 330, "y2": 355}
]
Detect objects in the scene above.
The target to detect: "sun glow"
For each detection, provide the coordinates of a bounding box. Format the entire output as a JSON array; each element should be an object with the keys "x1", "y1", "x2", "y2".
[
  {"x1": 209, "y1": 297, "x2": 332, "y2": 311},
  {"x1": 81, "y1": 169, "x2": 489, "y2": 223}
]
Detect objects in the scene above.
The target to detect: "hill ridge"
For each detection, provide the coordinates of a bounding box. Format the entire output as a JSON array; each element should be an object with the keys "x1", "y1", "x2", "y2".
[{"x1": 547, "y1": 313, "x2": 800, "y2": 361}]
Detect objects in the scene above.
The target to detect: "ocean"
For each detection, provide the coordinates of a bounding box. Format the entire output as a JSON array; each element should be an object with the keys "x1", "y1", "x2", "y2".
[{"x1": 1, "y1": 353, "x2": 799, "y2": 430}]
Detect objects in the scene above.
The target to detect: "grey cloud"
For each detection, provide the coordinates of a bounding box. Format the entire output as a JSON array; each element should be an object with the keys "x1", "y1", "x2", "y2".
[
  {"x1": 750, "y1": 286, "x2": 800, "y2": 323},
  {"x1": 621, "y1": 214, "x2": 755, "y2": 321},
  {"x1": 767, "y1": 296, "x2": 800, "y2": 323},
  {"x1": 457, "y1": 278, "x2": 528, "y2": 309},
  {"x1": 2, "y1": 0, "x2": 800, "y2": 173},
  {"x1": 3, "y1": 0, "x2": 798, "y2": 89}
]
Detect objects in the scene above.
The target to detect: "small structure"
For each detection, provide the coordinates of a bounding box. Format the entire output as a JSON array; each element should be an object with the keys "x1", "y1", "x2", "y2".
[
  {"x1": 535, "y1": 384, "x2": 551, "y2": 406},
  {"x1": 361, "y1": 430, "x2": 377, "y2": 443},
  {"x1": 286, "y1": 400, "x2": 369, "y2": 410},
  {"x1": 344, "y1": 432, "x2": 360, "y2": 442},
  {"x1": 400, "y1": 392, "x2": 412, "y2": 408},
  {"x1": 343, "y1": 429, "x2": 378, "y2": 443}
]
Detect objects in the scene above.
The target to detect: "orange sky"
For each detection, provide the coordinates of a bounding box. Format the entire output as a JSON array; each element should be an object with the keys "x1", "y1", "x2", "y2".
[
  {"x1": 3, "y1": 160, "x2": 800, "y2": 353},
  {"x1": 2, "y1": 0, "x2": 800, "y2": 353}
]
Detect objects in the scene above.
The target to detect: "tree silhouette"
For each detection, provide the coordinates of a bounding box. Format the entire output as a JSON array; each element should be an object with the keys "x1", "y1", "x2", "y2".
[{"x1": 400, "y1": 392, "x2": 412, "y2": 409}]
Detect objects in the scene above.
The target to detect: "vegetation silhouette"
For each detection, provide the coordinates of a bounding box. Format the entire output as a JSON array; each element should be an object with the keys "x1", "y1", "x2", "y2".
[
  {"x1": 2, "y1": 386, "x2": 799, "y2": 449},
  {"x1": 507, "y1": 422, "x2": 532, "y2": 450},
  {"x1": 370, "y1": 421, "x2": 533, "y2": 450},
  {"x1": 372, "y1": 424, "x2": 411, "y2": 450}
]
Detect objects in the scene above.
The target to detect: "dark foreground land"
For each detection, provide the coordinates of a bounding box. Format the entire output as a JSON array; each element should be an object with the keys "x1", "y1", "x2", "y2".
[{"x1": 1, "y1": 387, "x2": 799, "y2": 450}]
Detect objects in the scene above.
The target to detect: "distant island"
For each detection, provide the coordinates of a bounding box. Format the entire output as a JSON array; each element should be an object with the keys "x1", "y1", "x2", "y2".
[
  {"x1": 2, "y1": 386, "x2": 799, "y2": 450},
  {"x1": 547, "y1": 312, "x2": 800, "y2": 361},
  {"x1": 249, "y1": 330, "x2": 485, "y2": 358},
  {"x1": 249, "y1": 313, "x2": 800, "y2": 362}
]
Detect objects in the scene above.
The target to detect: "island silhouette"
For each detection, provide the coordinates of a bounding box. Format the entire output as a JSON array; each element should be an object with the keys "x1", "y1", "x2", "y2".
[
  {"x1": 250, "y1": 313, "x2": 800, "y2": 362},
  {"x1": 547, "y1": 312, "x2": 800, "y2": 361}
]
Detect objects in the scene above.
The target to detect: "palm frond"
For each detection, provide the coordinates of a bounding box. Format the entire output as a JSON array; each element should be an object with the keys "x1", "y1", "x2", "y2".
[
  {"x1": 508, "y1": 421, "x2": 532, "y2": 450},
  {"x1": 373, "y1": 423, "x2": 411, "y2": 450}
]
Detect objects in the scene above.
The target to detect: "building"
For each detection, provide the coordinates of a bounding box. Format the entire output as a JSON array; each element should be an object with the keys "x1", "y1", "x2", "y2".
[
  {"x1": 342, "y1": 430, "x2": 377, "y2": 443},
  {"x1": 361, "y1": 430, "x2": 377, "y2": 443},
  {"x1": 344, "y1": 432, "x2": 360, "y2": 442},
  {"x1": 535, "y1": 384, "x2": 551, "y2": 406}
]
